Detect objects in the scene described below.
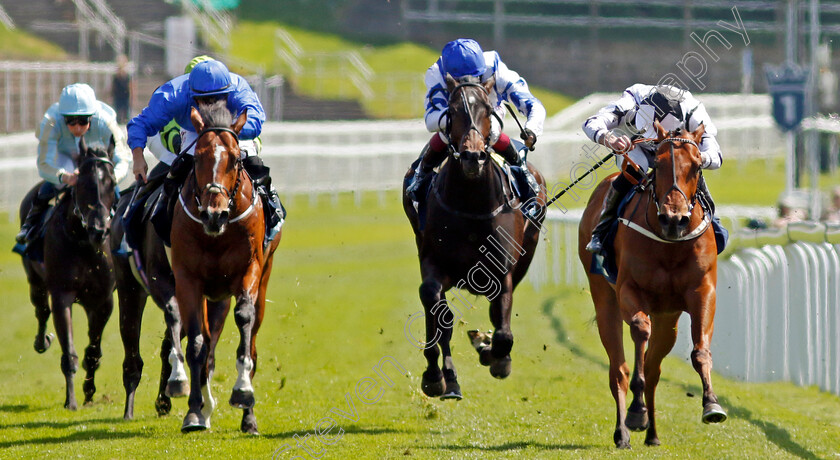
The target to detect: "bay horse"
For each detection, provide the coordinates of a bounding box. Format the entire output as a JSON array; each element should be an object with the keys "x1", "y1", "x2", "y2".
[
  {"x1": 172, "y1": 101, "x2": 281, "y2": 434},
  {"x1": 578, "y1": 122, "x2": 726, "y2": 448},
  {"x1": 402, "y1": 74, "x2": 546, "y2": 399},
  {"x1": 17, "y1": 136, "x2": 117, "y2": 410},
  {"x1": 111, "y1": 181, "x2": 190, "y2": 420}
]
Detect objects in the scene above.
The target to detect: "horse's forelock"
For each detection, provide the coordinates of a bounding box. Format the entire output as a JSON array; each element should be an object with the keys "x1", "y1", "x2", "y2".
[{"x1": 197, "y1": 99, "x2": 233, "y2": 129}]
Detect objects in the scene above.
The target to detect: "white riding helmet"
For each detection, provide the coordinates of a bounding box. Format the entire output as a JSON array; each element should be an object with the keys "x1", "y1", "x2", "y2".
[{"x1": 58, "y1": 83, "x2": 98, "y2": 116}]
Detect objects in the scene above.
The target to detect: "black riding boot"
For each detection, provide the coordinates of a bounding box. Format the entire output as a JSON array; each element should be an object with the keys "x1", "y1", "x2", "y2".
[
  {"x1": 406, "y1": 143, "x2": 443, "y2": 202},
  {"x1": 697, "y1": 173, "x2": 715, "y2": 216},
  {"x1": 498, "y1": 141, "x2": 541, "y2": 217},
  {"x1": 243, "y1": 156, "x2": 285, "y2": 241},
  {"x1": 16, "y1": 182, "x2": 56, "y2": 244},
  {"x1": 586, "y1": 174, "x2": 633, "y2": 254}
]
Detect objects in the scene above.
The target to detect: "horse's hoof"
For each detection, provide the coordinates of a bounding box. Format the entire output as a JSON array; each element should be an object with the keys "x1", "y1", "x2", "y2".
[
  {"x1": 421, "y1": 371, "x2": 445, "y2": 398},
  {"x1": 645, "y1": 436, "x2": 661, "y2": 446},
  {"x1": 478, "y1": 348, "x2": 494, "y2": 366},
  {"x1": 165, "y1": 379, "x2": 190, "y2": 398},
  {"x1": 625, "y1": 409, "x2": 649, "y2": 431},
  {"x1": 34, "y1": 333, "x2": 54, "y2": 354},
  {"x1": 702, "y1": 403, "x2": 727, "y2": 424},
  {"x1": 230, "y1": 389, "x2": 256, "y2": 409},
  {"x1": 181, "y1": 412, "x2": 207, "y2": 433},
  {"x1": 440, "y1": 380, "x2": 462, "y2": 400},
  {"x1": 65, "y1": 401, "x2": 77, "y2": 411},
  {"x1": 155, "y1": 397, "x2": 172, "y2": 416},
  {"x1": 241, "y1": 414, "x2": 259, "y2": 435},
  {"x1": 616, "y1": 441, "x2": 631, "y2": 449},
  {"x1": 489, "y1": 356, "x2": 511, "y2": 379}
]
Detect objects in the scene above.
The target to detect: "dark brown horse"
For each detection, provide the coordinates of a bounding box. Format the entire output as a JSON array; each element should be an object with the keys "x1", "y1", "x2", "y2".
[
  {"x1": 578, "y1": 122, "x2": 726, "y2": 448},
  {"x1": 171, "y1": 102, "x2": 281, "y2": 434},
  {"x1": 111, "y1": 182, "x2": 190, "y2": 420},
  {"x1": 18, "y1": 137, "x2": 118, "y2": 410},
  {"x1": 402, "y1": 74, "x2": 546, "y2": 399}
]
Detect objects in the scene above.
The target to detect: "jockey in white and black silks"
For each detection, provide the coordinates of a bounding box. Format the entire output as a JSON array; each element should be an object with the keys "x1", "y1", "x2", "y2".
[
  {"x1": 16, "y1": 83, "x2": 131, "y2": 244},
  {"x1": 126, "y1": 58, "x2": 283, "y2": 240},
  {"x1": 582, "y1": 83, "x2": 723, "y2": 254},
  {"x1": 406, "y1": 38, "x2": 547, "y2": 217}
]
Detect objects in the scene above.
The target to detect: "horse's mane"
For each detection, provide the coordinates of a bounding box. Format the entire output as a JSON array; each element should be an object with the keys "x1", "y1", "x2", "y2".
[{"x1": 197, "y1": 99, "x2": 232, "y2": 129}]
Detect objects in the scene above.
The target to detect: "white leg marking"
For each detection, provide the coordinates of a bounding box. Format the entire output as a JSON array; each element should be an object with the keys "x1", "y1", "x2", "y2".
[
  {"x1": 201, "y1": 371, "x2": 216, "y2": 428},
  {"x1": 168, "y1": 348, "x2": 188, "y2": 383},
  {"x1": 233, "y1": 357, "x2": 254, "y2": 393}
]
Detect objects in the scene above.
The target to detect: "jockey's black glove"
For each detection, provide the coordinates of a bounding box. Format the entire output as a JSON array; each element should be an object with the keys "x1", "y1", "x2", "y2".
[{"x1": 521, "y1": 128, "x2": 537, "y2": 150}]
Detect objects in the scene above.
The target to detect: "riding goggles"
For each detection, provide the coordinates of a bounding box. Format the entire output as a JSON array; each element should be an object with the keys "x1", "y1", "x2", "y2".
[{"x1": 65, "y1": 115, "x2": 92, "y2": 126}]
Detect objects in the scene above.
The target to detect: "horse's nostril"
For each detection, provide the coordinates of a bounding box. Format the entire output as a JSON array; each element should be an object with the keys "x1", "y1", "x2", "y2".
[
  {"x1": 658, "y1": 214, "x2": 669, "y2": 227},
  {"x1": 219, "y1": 210, "x2": 230, "y2": 221},
  {"x1": 679, "y1": 215, "x2": 690, "y2": 227},
  {"x1": 200, "y1": 210, "x2": 209, "y2": 221}
]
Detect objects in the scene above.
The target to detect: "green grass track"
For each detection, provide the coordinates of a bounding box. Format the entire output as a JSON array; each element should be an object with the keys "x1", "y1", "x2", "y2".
[{"x1": 0, "y1": 190, "x2": 839, "y2": 459}]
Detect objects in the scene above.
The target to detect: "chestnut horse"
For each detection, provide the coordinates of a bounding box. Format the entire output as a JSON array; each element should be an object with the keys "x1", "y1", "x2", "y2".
[
  {"x1": 172, "y1": 102, "x2": 281, "y2": 434},
  {"x1": 578, "y1": 122, "x2": 726, "y2": 448},
  {"x1": 402, "y1": 74, "x2": 546, "y2": 399},
  {"x1": 17, "y1": 137, "x2": 117, "y2": 410}
]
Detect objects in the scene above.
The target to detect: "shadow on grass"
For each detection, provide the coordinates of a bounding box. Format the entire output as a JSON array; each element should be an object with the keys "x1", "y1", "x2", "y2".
[
  {"x1": 0, "y1": 416, "x2": 124, "y2": 431},
  {"x1": 543, "y1": 295, "x2": 821, "y2": 459},
  {"x1": 0, "y1": 429, "x2": 148, "y2": 449},
  {"x1": 431, "y1": 441, "x2": 593, "y2": 451},
  {"x1": 0, "y1": 404, "x2": 29, "y2": 413},
  {"x1": 263, "y1": 425, "x2": 405, "y2": 440}
]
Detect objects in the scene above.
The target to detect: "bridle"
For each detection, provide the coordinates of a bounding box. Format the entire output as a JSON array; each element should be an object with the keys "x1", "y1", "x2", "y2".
[
  {"x1": 649, "y1": 137, "x2": 700, "y2": 217},
  {"x1": 180, "y1": 126, "x2": 257, "y2": 224},
  {"x1": 447, "y1": 81, "x2": 492, "y2": 159},
  {"x1": 72, "y1": 156, "x2": 116, "y2": 231}
]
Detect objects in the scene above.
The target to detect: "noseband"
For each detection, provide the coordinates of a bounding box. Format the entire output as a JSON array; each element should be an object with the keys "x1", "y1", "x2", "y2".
[
  {"x1": 650, "y1": 137, "x2": 699, "y2": 216},
  {"x1": 72, "y1": 156, "x2": 116, "y2": 230},
  {"x1": 447, "y1": 81, "x2": 492, "y2": 160}
]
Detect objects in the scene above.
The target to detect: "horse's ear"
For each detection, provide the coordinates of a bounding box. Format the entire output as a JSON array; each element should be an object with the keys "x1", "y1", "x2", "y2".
[
  {"x1": 445, "y1": 73, "x2": 457, "y2": 92},
  {"x1": 232, "y1": 109, "x2": 247, "y2": 135},
  {"x1": 653, "y1": 120, "x2": 668, "y2": 140},
  {"x1": 78, "y1": 135, "x2": 88, "y2": 157},
  {"x1": 692, "y1": 122, "x2": 706, "y2": 141},
  {"x1": 190, "y1": 106, "x2": 204, "y2": 133},
  {"x1": 482, "y1": 75, "x2": 495, "y2": 94}
]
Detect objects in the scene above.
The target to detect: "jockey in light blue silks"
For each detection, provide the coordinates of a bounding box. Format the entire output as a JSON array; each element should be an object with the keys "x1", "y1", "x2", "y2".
[
  {"x1": 405, "y1": 38, "x2": 546, "y2": 217},
  {"x1": 16, "y1": 83, "x2": 130, "y2": 243},
  {"x1": 581, "y1": 83, "x2": 723, "y2": 254},
  {"x1": 126, "y1": 59, "x2": 283, "y2": 242}
]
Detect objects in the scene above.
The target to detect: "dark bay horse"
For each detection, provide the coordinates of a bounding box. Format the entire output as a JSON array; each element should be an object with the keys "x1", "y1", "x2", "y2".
[
  {"x1": 402, "y1": 74, "x2": 546, "y2": 400},
  {"x1": 18, "y1": 137, "x2": 118, "y2": 410},
  {"x1": 111, "y1": 183, "x2": 190, "y2": 420},
  {"x1": 578, "y1": 122, "x2": 726, "y2": 448},
  {"x1": 172, "y1": 102, "x2": 281, "y2": 434}
]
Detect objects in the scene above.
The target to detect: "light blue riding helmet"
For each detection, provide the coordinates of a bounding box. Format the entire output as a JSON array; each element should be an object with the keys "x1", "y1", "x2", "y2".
[
  {"x1": 441, "y1": 38, "x2": 487, "y2": 78},
  {"x1": 189, "y1": 60, "x2": 233, "y2": 97},
  {"x1": 58, "y1": 83, "x2": 98, "y2": 115}
]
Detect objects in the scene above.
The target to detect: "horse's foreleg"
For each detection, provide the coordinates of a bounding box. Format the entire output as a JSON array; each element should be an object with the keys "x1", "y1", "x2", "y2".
[
  {"x1": 160, "y1": 294, "x2": 189, "y2": 401},
  {"x1": 436, "y1": 300, "x2": 461, "y2": 400},
  {"x1": 118, "y1": 283, "x2": 147, "y2": 420},
  {"x1": 29, "y1": 278, "x2": 53, "y2": 353},
  {"x1": 51, "y1": 292, "x2": 78, "y2": 410},
  {"x1": 625, "y1": 311, "x2": 651, "y2": 433},
  {"x1": 418, "y1": 272, "x2": 447, "y2": 398},
  {"x1": 241, "y1": 266, "x2": 271, "y2": 435},
  {"x1": 486, "y1": 275, "x2": 514, "y2": 379},
  {"x1": 200, "y1": 299, "x2": 229, "y2": 429},
  {"x1": 642, "y1": 312, "x2": 681, "y2": 446},
  {"x1": 592, "y1": 284, "x2": 631, "y2": 449},
  {"x1": 82, "y1": 298, "x2": 114, "y2": 405},
  {"x1": 231, "y1": 284, "x2": 258, "y2": 412},
  {"x1": 688, "y1": 282, "x2": 727, "y2": 424},
  {"x1": 178, "y1": 279, "x2": 208, "y2": 432}
]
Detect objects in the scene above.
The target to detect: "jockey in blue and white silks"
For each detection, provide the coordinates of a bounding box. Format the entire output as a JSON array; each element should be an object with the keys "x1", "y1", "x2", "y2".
[
  {"x1": 407, "y1": 38, "x2": 546, "y2": 216},
  {"x1": 581, "y1": 83, "x2": 723, "y2": 254},
  {"x1": 16, "y1": 83, "x2": 130, "y2": 243}
]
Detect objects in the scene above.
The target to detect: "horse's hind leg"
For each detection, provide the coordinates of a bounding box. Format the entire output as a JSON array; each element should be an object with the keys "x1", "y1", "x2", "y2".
[
  {"x1": 29, "y1": 275, "x2": 54, "y2": 353},
  {"x1": 118, "y1": 281, "x2": 147, "y2": 419},
  {"x1": 688, "y1": 285, "x2": 727, "y2": 424},
  {"x1": 180, "y1": 284, "x2": 209, "y2": 432},
  {"x1": 160, "y1": 294, "x2": 189, "y2": 401},
  {"x1": 231, "y1": 287, "x2": 259, "y2": 411},
  {"x1": 202, "y1": 299, "x2": 229, "y2": 429},
  {"x1": 241, "y1": 261, "x2": 275, "y2": 434},
  {"x1": 51, "y1": 292, "x2": 79, "y2": 410},
  {"x1": 82, "y1": 298, "x2": 114, "y2": 405},
  {"x1": 642, "y1": 312, "x2": 681, "y2": 446},
  {"x1": 417, "y1": 269, "x2": 448, "y2": 397},
  {"x1": 436, "y1": 299, "x2": 461, "y2": 400},
  {"x1": 590, "y1": 277, "x2": 631, "y2": 448}
]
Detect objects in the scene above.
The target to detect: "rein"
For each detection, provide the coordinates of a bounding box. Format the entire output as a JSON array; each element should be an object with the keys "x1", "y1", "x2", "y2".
[{"x1": 448, "y1": 81, "x2": 491, "y2": 158}]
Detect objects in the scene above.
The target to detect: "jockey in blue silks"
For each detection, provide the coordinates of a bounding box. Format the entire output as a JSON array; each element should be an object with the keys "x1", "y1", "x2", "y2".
[
  {"x1": 126, "y1": 59, "x2": 284, "y2": 238},
  {"x1": 405, "y1": 38, "x2": 546, "y2": 216},
  {"x1": 581, "y1": 83, "x2": 723, "y2": 254},
  {"x1": 16, "y1": 83, "x2": 131, "y2": 244}
]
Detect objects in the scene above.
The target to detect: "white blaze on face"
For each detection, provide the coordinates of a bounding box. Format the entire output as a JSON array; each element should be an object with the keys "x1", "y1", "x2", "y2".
[
  {"x1": 234, "y1": 357, "x2": 254, "y2": 393},
  {"x1": 468, "y1": 95, "x2": 476, "y2": 105},
  {"x1": 213, "y1": 144, "x2": 226, "y2": 180}
]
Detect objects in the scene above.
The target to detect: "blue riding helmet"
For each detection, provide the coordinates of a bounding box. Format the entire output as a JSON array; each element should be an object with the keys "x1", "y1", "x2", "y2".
[
  {"x1": 441, "y1": 39, "x2": 486, "y2": 78},
  {"x1": 58, "y1": 83, "x2": 98, "y2": 116},
  {"x1": 189, "y1": 60, "x2": 233, "y2": 97}
]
